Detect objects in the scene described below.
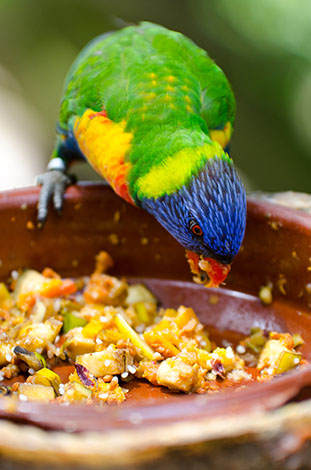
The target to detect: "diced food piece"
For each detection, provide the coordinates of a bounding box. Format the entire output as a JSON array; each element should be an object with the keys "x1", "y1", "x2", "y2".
[
  {"x1": 1, "y1": 363, "x2": 19, "y2": 379},
  {"x1": 136, "y1": 361, "x2": 160, "y2": 385},
  {"x1": 13, "y1": 270, "x2": 46, "y2": 300},
  {"x1": 32, "y1": 368, "x2": 61, "y2": 394},
  {"x1": 144, "y1": 330, "x2": 180, "y2": 358},
  {"x1": 211, "y1": 347, "x2": 244, "y2": 372},
  {"x1": 292, "y1": 333, "x2": 304, "y2": 348},
  {"x1": 94, "y1": 251, "x2": 114, "y2": 274},
  {"x1": 84, "y1": 273, "x2": 127, "y2": 306},
  {"x1": 17, "y1": 383, "x2": 55, "y2": 402},
  {"x1": 0, "y1": 343, "x2": 13, "y2": 367},
  {"x1": 13, "y1": 346, "x2": 46, "y2": 370},
  {"x1": 126, "y1": 284, "x2": 157, "y2": 306},
  {"x1": 0, "y1": 283, "x2": 13, "y2": 309},
  {"x1": 76, "y1": 347, "x2": 133, "y2": 377},
  {"x1": 82, "y1": 320, "x2": 104, "y2": 338},
  {"x1": 259, "y1": 284, "x2": 273, "y2": 305},
  {"x1": 95, "y1": 378, "x2": 127, "y2": 404},
  {"x1": 157, "y1": 357, "x2": 198, "y2": 392},
  {"x1": 61, "y1": 381, "x2": 92, "y2": 403},
  {"x1": 115, "y1": 313, "x2": 155, "y2": 360},
  {"x1": 275, "y1": 350, "x2": 302, "y2": 374},
  {"x1": 62, "y1": 311, "x2": 88, "y2": 334},
  {"x1": 174, "y1": 306, "x2": 199, "y2": 333},
  {"x1": 243, "y1": 327, "x2": 267, "y2": 354},
  {"x1": 97, "y1": 328, "x2": 129, "y2": 346},
  {"x1": 196, "y1": 348, "x2": 213, "y2": 369},
  {"x1": 63, "y1": 327, "x2": 97, "y2": 359},
  {"x1": 257, "y1": 338, "x2": 302, "y2": 375},
  {"x1": 17, "y1": 318, "x2": 62, "y2": 352},
  {"x1": 30, "y1": 298, "x2": 47, "y2": 323},
  {"x1": 39, "y1": 278, "x2": 77, "y2": 298}
]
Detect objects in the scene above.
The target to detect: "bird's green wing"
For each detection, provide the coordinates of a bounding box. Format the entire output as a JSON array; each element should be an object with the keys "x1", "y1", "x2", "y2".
[{"x1": 143, "y1": 24, "x2": 236, "y2": 147}]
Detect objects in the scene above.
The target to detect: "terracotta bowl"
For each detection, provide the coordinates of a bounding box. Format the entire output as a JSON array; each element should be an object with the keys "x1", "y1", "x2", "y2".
[{"x1": 0, "y1": 184, "x2": 310, "y2": 470}]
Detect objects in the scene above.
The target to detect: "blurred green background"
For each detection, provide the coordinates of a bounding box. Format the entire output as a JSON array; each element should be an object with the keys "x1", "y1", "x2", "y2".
[{"x1": 0, "y1": 0, "x2": 310, "y2": 191}]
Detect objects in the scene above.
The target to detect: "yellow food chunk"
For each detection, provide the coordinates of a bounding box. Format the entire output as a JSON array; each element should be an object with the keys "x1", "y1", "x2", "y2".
[
  {"x1": 33, "y1": 368, "x2": 61, "y2": 394},
  {"x1": 259, "y1": 285, "x2": 273, "y2": 305},
  {"x1": 63, "y1": 327, "x2": 96, "y2": 359},
  {"x1": 76, "y1": 346, "x2": 133, "y2": 377},
  {"x1": 13, "y1": 346, "x2": 46, "y2": 370},
  {"x1": 196, "y1": 348, "x2": 213, "y2": 369},
  {"x1": 84, "y1": 273, "x2": 127, "y2": 306},
  {"x1": 95, "y1": 378, "x2": 126, "y2": 404},
  {"x1": 125, "y1": 284, "x2": 157, "y2": 306},
  {"x1": 61, "y1": 381, "x2": 92, "y2": 402},
  {"x1": 144, "y1": 330, "x2": 180, "y2": 358},
  {"x1": 30, "y1": 299, "x2": 47, "y2": 323},
  {"x1": 156, "y1": 357, "x2": 198, "y2": 392},
  {"x1": 17, "y1": 318, "x2": 62, "y2": 352},
  {"x1": 13, "y1": 270, "x2": 46, "y2": 300},
  {"x1": 0, "y1": 283, "x2": 13, "y2": 309},
  {"x1": 211, "y1": 347, "x2": 244, "y2": 372},
  {"x1": 133, "y1": 302, "x2": 152, "y2": 325},
  {"x1": 0, "y1": 343, "x2": 13, "y2": 367},
  {"x1": 82, "y1": 320, "x2": 104, "y2": 338},
  {"x1": 257, "y1": 339, "x2": 301, "y2": 374},
  {"x1": 174, "y1": 306, "x2": 199, "y2": 333},
  {"x1": 115, "y1": 313, "x2": 155, "y2": 360},
  {"x1": 18, "y1": 383, "x2": 55, "y2": 402}
]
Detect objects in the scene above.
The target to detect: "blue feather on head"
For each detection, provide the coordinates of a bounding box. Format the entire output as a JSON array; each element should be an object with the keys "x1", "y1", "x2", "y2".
[{"x1": 141, "y1": 157, "x2": 246, "y2": 286}]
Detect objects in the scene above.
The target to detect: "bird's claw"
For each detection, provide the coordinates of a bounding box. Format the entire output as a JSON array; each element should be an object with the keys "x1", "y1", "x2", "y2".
[{"x1": 36, "y1": 169, "x2": 76, "y2": 227}]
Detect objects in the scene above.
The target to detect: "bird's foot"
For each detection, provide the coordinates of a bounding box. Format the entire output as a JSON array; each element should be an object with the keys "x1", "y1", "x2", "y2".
[{"x1": 36, "y1": 158, "x2": 76, "y2": 228}]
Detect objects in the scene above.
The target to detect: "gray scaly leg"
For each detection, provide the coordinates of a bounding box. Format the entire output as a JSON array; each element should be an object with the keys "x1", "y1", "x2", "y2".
[{"x1": 36, "y1": 158, "x2": 76, "y2": 227}]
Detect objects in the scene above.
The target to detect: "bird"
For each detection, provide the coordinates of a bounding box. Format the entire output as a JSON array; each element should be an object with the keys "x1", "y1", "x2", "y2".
[{"x1": 37, "y1": 22, "x2": 247, "y2": 288}]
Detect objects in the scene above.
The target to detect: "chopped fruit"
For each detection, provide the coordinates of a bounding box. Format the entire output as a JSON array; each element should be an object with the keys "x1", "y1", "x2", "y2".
[
  {"x1": 0, "y1": 252, "x2": 306, "y2": 406},
  {"x1": 258, "y1": 335, "x2": 302, "y2": 375},
  {"x1": 14, "y1": 346, "x2": 46, "y2": 370},
  {"x1": 242, "y1": 327, "x2": 267, "y2": 354},
  {"x1": 17, "y1": 318, "x2": 62, "y2": 353},
  {"x1": 114, "y1": 313, "x2": 155, "y2": 360},
  {"x1": 157, "y1": 357, "x2": 198, "y2": 392},
  {"x1": 13, "y1": 270, "x2": 46, "y2": 300},
  {"x1": 17, "y1": 383, "x2": 55, "y2": 402},
  {"x1": 62, "y1": 311, "x2": 88, "y2": 334},
  {"x1": 82, "y1": 320, "x2": 105, "y2": 338},
  {"x1": 126, "y1": 283, "x2": 157, "y2": 306},
  {"x1": 0, "y1": 283, "x2": 13, "y2": 309},
  {"x1": 63, "y1": 327, "x2": 97, "y2": 359},
  {"x1": 259, "y1": 284, "x2": 273, "y2": 305},
  {"x1": 32, "y1": 368, "x2": 61, "y2": 394},
  {"x1": 84, "y1": 274, "x2": 127, "y2": 306},
  {"x1": 61, "y1": 381, "x2": 92, "y2": 402},
  {"x1": 76, "y1": 347, "x2": 133, "y2": 377}
]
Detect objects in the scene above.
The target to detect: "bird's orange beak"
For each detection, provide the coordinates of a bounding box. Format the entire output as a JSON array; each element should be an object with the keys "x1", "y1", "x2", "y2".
[{"x1": 185, "y1": 250, "x2": 231, "y2": 288}]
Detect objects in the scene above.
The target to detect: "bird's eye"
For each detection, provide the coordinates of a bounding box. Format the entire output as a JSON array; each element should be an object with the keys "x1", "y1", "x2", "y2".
[{"x1": 190, "y1": 220, "x2": 203, "y2": 237}]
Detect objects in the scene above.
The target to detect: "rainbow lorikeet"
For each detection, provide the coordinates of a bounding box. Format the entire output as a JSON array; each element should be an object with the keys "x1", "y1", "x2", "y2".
[{"x1": 37, "y1": 22, "x2": 246, "y2": 288}]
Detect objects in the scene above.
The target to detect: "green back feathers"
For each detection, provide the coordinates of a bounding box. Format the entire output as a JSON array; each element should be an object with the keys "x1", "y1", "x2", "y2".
[{"x1": 58, "y1": 22, "x2": 235, "y2": 201}]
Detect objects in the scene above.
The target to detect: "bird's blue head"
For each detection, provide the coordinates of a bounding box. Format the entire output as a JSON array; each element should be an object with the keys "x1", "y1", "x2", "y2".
[{"x1": 141, "y1": 156, "x2": 247, "y2": 287}]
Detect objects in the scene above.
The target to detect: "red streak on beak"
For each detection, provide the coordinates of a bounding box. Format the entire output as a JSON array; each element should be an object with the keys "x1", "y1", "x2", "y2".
[
  {"x1": 185, "y1": 251, "x2": 231, "y2": 288},
  {"x1": 199, "y1": 257, "x2": 231, "y2": 288}
]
